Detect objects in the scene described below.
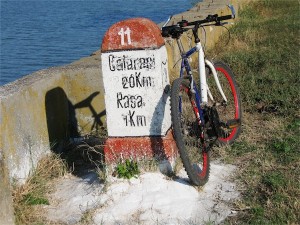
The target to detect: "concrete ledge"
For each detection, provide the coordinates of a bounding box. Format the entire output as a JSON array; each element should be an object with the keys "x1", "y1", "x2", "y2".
[{"x1": 1, "y1": 60, "x2": 106, "y2": 183}]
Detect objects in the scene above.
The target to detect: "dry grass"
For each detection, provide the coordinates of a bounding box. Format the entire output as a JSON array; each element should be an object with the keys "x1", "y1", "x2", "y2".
[
  {"x1": 212, "y1": 113, "x2": 300, "y2": 224},
  {"x1": 208, "y1": 0, "x2": 300, "y2": 223},
  {"x1": 13, "y1": 153, "x2": 68, "y2": 225}
]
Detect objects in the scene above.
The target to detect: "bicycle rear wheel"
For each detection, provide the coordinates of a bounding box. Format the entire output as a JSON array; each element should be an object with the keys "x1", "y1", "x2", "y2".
[
  {"x1": 171, "y1": 78, "x2": 210, "y2": 186},
  {"x1": 207, "y1": 61, "x2": 242, "y2": 145}
]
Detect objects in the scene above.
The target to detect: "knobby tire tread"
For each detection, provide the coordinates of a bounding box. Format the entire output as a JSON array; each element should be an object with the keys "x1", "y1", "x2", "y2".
[
  {"x1": 171, "y1": 78, "x2": 210, "y2": 186},
  {"x1": 212, "y1": 61, "x2": 242, "y2": 145}
]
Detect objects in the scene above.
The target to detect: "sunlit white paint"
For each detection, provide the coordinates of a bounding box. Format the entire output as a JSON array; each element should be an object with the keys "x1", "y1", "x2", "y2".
[
  {"x1": 205, "y1": 59, "x2": 228, "y2": 103},
  {"x1": 101, "y1": 46, "x2": 171, "y2": 137}
]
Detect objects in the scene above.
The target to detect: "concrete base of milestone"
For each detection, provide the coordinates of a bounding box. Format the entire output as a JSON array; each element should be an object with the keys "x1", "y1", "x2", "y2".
[{"x1": 104, "y1": 130, "x2": 178, "y2": 163}]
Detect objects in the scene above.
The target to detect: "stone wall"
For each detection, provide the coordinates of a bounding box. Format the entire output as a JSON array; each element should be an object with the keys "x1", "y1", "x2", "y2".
[{"x1": 0, "y1": 0, "x2": 241, "y2": 223}]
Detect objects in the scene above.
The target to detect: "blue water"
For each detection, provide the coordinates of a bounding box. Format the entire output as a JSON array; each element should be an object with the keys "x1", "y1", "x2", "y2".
[{"x1": 0, "y1": 0, "x2": 198, "y2": 85}]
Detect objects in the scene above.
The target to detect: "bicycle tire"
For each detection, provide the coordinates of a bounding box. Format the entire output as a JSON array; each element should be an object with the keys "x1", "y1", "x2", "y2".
[
  {"x1": 207, "y1": 61, "x2": 242, "y2": 145},
  {"x1": 171, "y1": 78, "x2": 210, "y2": 186}
]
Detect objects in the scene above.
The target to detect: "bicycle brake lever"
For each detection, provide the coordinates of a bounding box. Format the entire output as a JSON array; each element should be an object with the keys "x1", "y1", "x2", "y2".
[
  {"x1": 228, "y1": 4, "x2": 236, "y2": 19},
  {"x1": 178, "y1": 20, "x2": 188, "y2": 27},
  {"x1": 162, "y1": 15, "x2": 173, "y2": 28}
]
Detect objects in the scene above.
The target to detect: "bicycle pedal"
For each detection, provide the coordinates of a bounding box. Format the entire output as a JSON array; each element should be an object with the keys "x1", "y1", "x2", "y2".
[{"x1": 225, "y1": 119, "x2": 241, "y2": 129}]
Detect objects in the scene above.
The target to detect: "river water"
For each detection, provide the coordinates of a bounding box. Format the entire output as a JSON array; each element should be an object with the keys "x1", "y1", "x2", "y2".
[{"x1": 0, "y1": 0, "x2": 199, "y2": 85}]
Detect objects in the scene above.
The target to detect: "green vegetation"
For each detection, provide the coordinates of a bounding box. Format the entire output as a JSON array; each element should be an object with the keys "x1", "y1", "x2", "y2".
[
  {"x1": 115, "y1": 159, "x2": 140, "y2": 179},
  {"x1": 13, "y1": 153, "x2": 67, "y2": 225},
  {"x1": 214, "y1": 0, "x2": 299, "y2": 116},
  {"x1": 209, "y1": 0, "x2": 300, "y2": 224}
]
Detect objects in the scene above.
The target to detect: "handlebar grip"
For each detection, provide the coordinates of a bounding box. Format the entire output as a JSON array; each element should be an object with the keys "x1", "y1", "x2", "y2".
[{"x1": 217, "y1": 15, "x2": 233, "y2": 21}]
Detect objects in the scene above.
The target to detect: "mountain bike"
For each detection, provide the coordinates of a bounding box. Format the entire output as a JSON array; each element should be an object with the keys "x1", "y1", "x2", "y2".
[{"x1": 161, "y1": 5, "x2": 242, "y2": 186}]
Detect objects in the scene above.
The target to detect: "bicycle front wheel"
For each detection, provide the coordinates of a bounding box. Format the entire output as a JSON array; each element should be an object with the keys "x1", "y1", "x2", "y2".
[
  {"x1": 171, "y1": 78, "x2": 210, "y2": 186},
  {"x1": 207, "y1": 61, "x2": 242, "y2": 145}
]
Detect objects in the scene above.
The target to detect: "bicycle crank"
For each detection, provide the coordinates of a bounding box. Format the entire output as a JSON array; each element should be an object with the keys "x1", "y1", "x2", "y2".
[{"x1": 220, "y1": 119, "x2": 241, "y2": 129}]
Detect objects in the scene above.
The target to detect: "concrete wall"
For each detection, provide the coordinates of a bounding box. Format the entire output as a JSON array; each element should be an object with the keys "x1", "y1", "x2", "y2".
[
  {"x1": 0, "y1": 60, "x2": 106, "y2": 183},
  {"x1": 0, "y1": 61, "x2": 105, "y2": 224},
  {"x1": 0, "y1": 0, "x2": 241, "y2": 223}
]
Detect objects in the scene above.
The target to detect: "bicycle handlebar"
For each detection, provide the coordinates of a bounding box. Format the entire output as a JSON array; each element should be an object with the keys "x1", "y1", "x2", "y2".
[{"x1": 162, "y1": 4, "x2": 236, "y2": 39}]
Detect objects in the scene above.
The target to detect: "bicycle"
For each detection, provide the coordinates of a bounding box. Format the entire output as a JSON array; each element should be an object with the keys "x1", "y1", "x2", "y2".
[{"x1": 161, "y1": 5, "x2": 242, "y2": 186}]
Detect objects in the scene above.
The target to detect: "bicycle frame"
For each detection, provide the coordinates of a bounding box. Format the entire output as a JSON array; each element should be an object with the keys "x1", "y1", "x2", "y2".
[
  {"x1": 162, "y1": 5, "x2": 240, "y2": 186},
  {"x1": 177, "y1": 38, "x2": 228, "y2": 112}
]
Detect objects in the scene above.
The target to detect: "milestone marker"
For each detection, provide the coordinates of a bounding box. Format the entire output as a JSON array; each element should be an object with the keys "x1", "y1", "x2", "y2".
[{"x1": 101, "y1": 18, "x2": 177, "y2": 162}]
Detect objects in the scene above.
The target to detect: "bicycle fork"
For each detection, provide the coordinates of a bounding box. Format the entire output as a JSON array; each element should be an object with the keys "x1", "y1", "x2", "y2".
[{"x1": 196, "y1": 42, "x2": 228, "y2": 105}]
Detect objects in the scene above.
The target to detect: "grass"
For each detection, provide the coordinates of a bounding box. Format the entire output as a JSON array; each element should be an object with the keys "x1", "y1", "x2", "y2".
[
  {"x1": 115, "y1": 159, "x2": 140, "y2": 179},
  {"x1": 212, "y1": 1, "x2": 299, "y2": 116},
  {"x1": 13, "y1": 153, "x2": 67, "y2": 225},
  {"x1": 208, "y1": 0, "x2": 300, "y2": 224}
]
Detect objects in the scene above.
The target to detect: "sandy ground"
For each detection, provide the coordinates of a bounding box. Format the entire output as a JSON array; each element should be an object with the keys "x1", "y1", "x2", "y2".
[{"x1": 45, "y1": 161, "x2": 239, "y2": 225}]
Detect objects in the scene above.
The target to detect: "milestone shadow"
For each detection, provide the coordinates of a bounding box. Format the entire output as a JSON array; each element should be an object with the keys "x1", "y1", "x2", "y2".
[
  {"x1": 150, "y1": 86, "x2": 168, "y2": 158},
  {"x1": 45, "y1": 87, "x2": 78, "y2": 152},
  {"x1": 150, "y1": 84, "x2": 175, "y2": 176}
]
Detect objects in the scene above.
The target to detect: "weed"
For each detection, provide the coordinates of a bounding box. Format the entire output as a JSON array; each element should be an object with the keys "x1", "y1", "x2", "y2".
[
  {"x1": 115, "y1": 159, "x2": 140, "y2": 179},
  {"x1": 77, "y1": 208, "x2": 97, "y2": 225},
  {"x1": 13, "y1": 153, "x2": 67, "y2": 225},
  {"x1": 62, "y1": 136, "x2": 106, "y2": 177},
  {"x1": 138, "y1": 157, "x2": 160, "y2": 173},
  {"x1": 22, "y1": 193, "x2": 49, "y2": 206}
]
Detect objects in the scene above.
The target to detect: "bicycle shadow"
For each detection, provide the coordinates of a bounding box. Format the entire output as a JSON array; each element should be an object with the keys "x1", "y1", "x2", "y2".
[
  {"x1": 45, "y1": 87, "x2": 106, "y2": 177},
  {"x1": 73, "y1": 92, "x2": 106, "y2": 134}
]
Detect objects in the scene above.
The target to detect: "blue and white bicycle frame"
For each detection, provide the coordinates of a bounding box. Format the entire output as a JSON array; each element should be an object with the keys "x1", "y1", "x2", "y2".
[{"x1": 176, "y1": 38, "x2": 228, "y2": 126}]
